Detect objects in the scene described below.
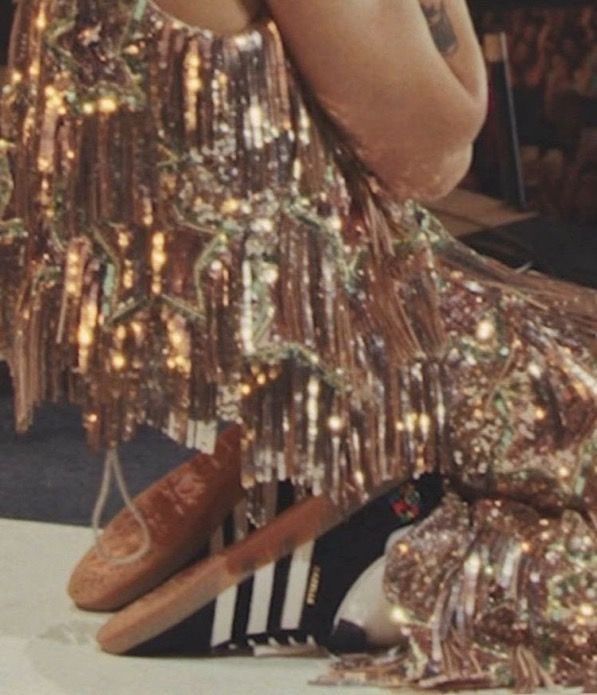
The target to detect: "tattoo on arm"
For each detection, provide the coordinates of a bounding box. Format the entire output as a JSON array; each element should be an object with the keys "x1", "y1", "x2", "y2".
[{"x1": 421, "y1": 1, "x2": 459, "y2": 56}]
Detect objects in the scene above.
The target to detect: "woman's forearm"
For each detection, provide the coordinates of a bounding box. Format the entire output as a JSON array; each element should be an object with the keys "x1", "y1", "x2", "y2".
[
  {"x1": 144, "y1": 0, "x2": 261, "y2": 34},
  {"x1": 419, "y1": 1, "x2": 487, "y2": 109}
]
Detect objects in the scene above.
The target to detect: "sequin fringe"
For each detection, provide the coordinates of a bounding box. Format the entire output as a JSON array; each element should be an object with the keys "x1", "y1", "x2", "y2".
[{"x1": 1, "y1": 0, "x2": 596, "y2": 530}]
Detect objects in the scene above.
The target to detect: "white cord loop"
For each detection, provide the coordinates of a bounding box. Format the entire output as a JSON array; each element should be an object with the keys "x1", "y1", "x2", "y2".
[{"x1": 91, "y1": 447, "x2": 152, "y2": 565}]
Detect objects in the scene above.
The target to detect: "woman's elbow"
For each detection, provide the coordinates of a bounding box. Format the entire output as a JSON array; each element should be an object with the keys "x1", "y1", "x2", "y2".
[
  {"x1": 432, "y1": 85, "x2": 488, "y2": 151},
  {"x1": 422, "y1": 144, "x2": 474, "y2": 202},
  {"x1": 375, "y1": 145, "x2": 474, "y2": 202},
  {"x1": 347, "y1": 87, "x2": 486, "y2": 200}
]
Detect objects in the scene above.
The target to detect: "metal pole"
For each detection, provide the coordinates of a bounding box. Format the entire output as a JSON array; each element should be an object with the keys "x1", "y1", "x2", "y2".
[{"x1": 484, "y1": 32, "x2": 527, "y2": 210}]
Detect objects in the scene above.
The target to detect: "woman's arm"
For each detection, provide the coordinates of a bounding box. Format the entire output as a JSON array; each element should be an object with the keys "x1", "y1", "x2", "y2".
[
  {"x1": 149, "y1": 0, "x2": 261, "y2": 34},
  {"x1": 419, "y1": 1, "x2": 487, "y2": 105},
  {"x1": 266, "y1": 0, "x2": 487, "y2": 200}
]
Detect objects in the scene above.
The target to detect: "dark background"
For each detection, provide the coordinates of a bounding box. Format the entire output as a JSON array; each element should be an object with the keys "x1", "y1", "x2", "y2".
[{"x1": 0, "y1": 0, "x2": 15, "y2": 64}]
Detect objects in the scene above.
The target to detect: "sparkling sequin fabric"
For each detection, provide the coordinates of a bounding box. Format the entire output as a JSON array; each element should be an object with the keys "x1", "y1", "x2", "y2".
[
  {"x1": 1, "y1": 1, "x2": 596, "y2": 688},
  {"x1": 321, "y1": 493, "x2": 596, "y2": 691}
]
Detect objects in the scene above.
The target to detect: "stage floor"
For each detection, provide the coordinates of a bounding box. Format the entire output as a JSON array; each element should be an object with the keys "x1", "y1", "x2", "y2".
[{"x1": 0, "y1": 517, "x2": 363, "y2": 695}]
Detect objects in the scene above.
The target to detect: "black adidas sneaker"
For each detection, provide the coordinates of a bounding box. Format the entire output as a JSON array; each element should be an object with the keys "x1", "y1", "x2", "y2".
[{"x1": 129, "y1": 474, "x2": 443, "y2": 656}]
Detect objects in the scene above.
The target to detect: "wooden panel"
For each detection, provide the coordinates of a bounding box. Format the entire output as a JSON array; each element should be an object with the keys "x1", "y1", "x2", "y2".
[{"x1": 429, "y1": 188, "x2": 536, "y2": 238}]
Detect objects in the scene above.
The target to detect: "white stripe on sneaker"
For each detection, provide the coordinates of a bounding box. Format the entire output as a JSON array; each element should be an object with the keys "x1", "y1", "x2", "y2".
[
  {"x1": 211, "y1": 584, "x2": 238, "y2": 647},
  {"x1": 246, "y1": 561, "x2": 276, "y2": 635},
  {"x1": 280, "y1": 540, "x2": 314, "y2": 630}
]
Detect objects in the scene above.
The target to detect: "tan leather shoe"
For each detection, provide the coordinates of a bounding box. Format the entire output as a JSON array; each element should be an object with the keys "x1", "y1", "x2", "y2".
[{"x1": 68, "y1": 424, "x2": 244, "y2": 611}]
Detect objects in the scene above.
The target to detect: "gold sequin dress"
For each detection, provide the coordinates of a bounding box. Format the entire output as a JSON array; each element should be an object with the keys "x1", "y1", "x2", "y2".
[{"x1": 1, "y1": 1, "x2": 596, "y2": 689}]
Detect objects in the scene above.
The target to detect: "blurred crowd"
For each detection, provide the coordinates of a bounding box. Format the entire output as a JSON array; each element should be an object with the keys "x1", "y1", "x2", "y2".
[
  {"x1": 473, "y1": 5, "x2": 597, "y2": 224},
  {"x1": 505, "y1": 6, "x2": 596, "y2": 99}
]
